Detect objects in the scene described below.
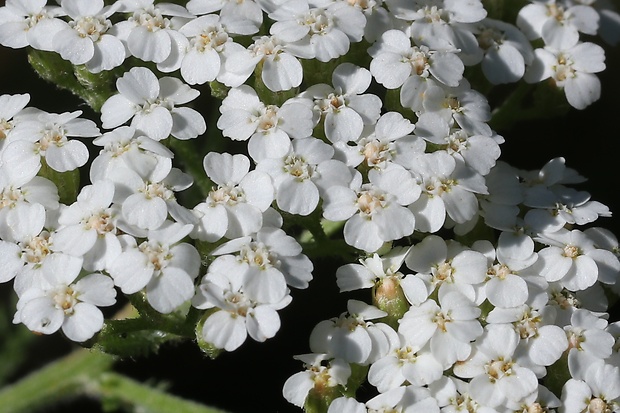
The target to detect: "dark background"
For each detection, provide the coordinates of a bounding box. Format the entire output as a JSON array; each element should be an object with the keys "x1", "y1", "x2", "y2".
[{"x1": 1, "y1": 13, "x2": 620, "y2": 413}]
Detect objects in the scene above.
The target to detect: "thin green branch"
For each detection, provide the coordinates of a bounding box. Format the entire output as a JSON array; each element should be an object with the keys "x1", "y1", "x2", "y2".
[
  {"x1": 93, "y1": 372, "x2": 230, "y2": 413},
  {"x1": 0, "y1": 348, "x2": 114, "y2": 413},
  {"x1": 0, "y1": 348, "x2": 231, "y2": 413}
]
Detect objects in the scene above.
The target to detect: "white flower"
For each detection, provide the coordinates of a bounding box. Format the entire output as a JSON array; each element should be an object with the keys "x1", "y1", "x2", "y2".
[
  {"x1": 334, "y1": 111, "x2": 423, "y2": 172},
  {"x1": 0, "y1": 93, "x2": 30, "y2": 150},
  {"x1": 405, "y1": 235, "x2": 488, "y2": 301},
  {"x1": 517, "y1": 0, "x2": 599, "y2": 49},
  {"x1": 524, "y1": 185, "x2": 611, "y2": 234},
  {"x1": 322, "y1": 167, "x2": 420, "y2": 253},
  {"x1": 53, "y1": 0, "x2": 125, "y2": 73},
  {"x1": 470, "y1": 18, "x2": 534, "y2": 84},
  {"x1": 606, "y1": 321, "x2": 620, "y2": 369},
  {"x1": 193, "y1": 256, "x2": 291, "y2": 351},
  {"x1": 89, "y1": 125, "x2": 174, "y2": 189},
  {"x1": 299, "y1": 63, "x2": 382, "y2": 143},
  {"x1": 476, "y1": 161, "x2": 523, "y2": 232},
  {"x1": 121, "y1": 167, "x2": 196, "y2": 231},
  {"x1": 13, "y1": 253, "x2": 116, "y2": 342},
  {"x1": 486, "y1": 300, "x2": 569, "y2": 370},
  {"x1": 268, "y1": 0, "x2": 366, "y2": 62},
  {"x1": 336, "y1": 246, "x2": 410, "y2": 292},
  {"x1": 187, "y1": 0, "x2": 263, "y2": 32},
  {"x1": 177, "y1": 14, "x2": 250, "y2": 86},
  {"x1": 406, "y1": 151, "x2": 487, "y2": 233},
  {"x1": 368, "y1": 333, "x2": 444, "y2": 391},
  {"x1": 4, "y1": 109, "x2": 98, "y2": 173},
  {"x1": 0, "y1": 202, "x2": 50, "y2": 284},
  {"x1": 256, "y1": 137, "x2": 354, "y2": 216},
  {"x1": 535, "y1": 228, "x2": 620, "y2": 291},
  {"x1": 561, "y1": 361, "x2": 620, "y2": 413},
  {"x1": 334, "y1": 0, "x2": 392, "y2": 44},
  {"x1": 368, "y1": 29, "x2": 464, "y2": 91},
  {"x1": 0, "y1": 168, "x2": 59, "y2": 213},
  {"x1": 453, "y1": 323, "x2": 538, "y2": 408},
  {"x1": 113, "y1": 0, "x2": 194, "y2": 65},
  {"x1": 398, "y1": 289, "x2": 483, "y2": 369},
  {"x1": 510, "y1": 385, "x2": 561, "y2": 413},
  {"x1": 524, "y1": 42, "x2": 606, "y2": 110},
  {"x1": 565, "y1": 309, "x2": 615, "y2": 370},
  {"x1": 217, "y1": 85, "x2": 314, "y2": 161},
  {"x1": 417, "y1": 80, "x2": 492, "y2": 137},
  {"x1": 210, "y1": 226, "x2": 313, "y2": 302},
  {"x1": 52, "y1": 180, "x2": 121, "y2": 272},
  {"x1": 283, "y1": 354, "x2": 351, "y2": 408},
  {"x1": 477, "y1": 232, "x2": 539, "y2": 308},
  {"x1": 193, "y1": 152, "x2": 274, "y2": 241},
  {"x1": 327, "y1": 397, "x2": 366, "y2": 413},
  {"x1": 109, "y1": 221, "x2": 201, "y2": 313},
  {"x1": 224, "y1": 34, "x2": 305, "y2": 91},
  {"x1": 365, "y1": 385, "x2": 440, "y2": 413},
  {"x1": 101, "y1": 66, "x2": 206, "y2": 141},
  {"x1": 309, "y1": 300, "x2": 398, "y2": 365},
  {"x1": 0, "y1": 0, "x2": 66, "y2": 51},
  {"x1": 412, "y1": 115, "x2": 501, "y2": 176},
  {"x1": 387, "y1": 0, "x2": 486, "y2": 56}
]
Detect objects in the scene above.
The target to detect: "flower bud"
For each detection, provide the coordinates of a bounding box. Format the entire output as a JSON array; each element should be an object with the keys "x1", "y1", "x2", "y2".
[{"x1": 372, "y1": 275, "x2": 409, "y2": 329}]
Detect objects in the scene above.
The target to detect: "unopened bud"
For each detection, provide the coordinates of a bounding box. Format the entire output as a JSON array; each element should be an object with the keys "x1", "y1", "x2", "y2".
[{"x1": 373, "y1": 275, "x2": 409, "y2": 329}]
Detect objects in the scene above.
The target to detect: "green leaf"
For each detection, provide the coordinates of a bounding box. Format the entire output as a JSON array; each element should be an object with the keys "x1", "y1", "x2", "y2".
[{"x1": 38, "y1": 158, "x2": 80, "y2": 205}]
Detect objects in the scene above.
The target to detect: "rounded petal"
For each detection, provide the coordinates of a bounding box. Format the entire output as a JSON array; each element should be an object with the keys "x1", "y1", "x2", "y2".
[
  {"x1": 61, "y1": 302, "x2": 104, "y2": 342},
  {"x1": 201, "y1": 310, "x2": 247, "y2": 351},
  {"x1": 146, "y1": 267, "x2": 195, "y2": 313}
]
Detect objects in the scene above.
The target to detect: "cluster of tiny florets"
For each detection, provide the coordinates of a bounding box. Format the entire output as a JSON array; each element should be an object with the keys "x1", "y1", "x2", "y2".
[{"x1": 1, "y1": 0, "x2": 619, "y2": 412}]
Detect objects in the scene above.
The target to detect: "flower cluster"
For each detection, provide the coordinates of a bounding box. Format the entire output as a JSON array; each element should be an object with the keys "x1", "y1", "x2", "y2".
[{"x1": 0, "y1": 0, "x2": 619, "y2": 412}]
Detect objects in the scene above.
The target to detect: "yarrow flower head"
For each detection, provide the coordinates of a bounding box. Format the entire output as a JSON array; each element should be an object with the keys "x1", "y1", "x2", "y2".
[{"x1": 1, "y1": 0, "x2": 620, "y2": 412}]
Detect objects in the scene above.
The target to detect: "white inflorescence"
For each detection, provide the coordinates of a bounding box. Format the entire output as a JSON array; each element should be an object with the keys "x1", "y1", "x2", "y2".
[{"x1": 0, "y1": 0, "x2": 619, "y2": 412}]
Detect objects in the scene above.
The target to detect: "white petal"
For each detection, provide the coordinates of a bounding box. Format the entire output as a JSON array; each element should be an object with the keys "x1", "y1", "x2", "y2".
[
  {"x1": 86, "y1": 34, "x2": 126, "y2": 72},
  {"x1": 146, "y1": 267, "x2": 195, "y2": 313},
  {"x1": 44, "y1": 140, "x2": 88, "y2": 172},
  {"x1": 482, "y1": 45, "x2": 525, "y2": 84},
  {"x1": 123, "y1": 194, "x2": 167, "y2": 230},
  {"x1": 128, "y1": 27, "x2": 171, "y2": 63},
  {"x1": 74, "y1": 273, "x2": 116, "y2": 307},
  {"x1": 100, "y1": 94, "x2": 137, "y2": 129},
  {"x1": 325, "y1": 108, "x2": 363, "y2": 143},
  {"x1": 117, "y1": 67, "x2": 160, "y2": 104},
  {"x1": 109, "y1": 250, "x2": 153, "y2": 294},
  {"x1": 246, "y1": 305, "x2": 281, "y2": 342},
  {"x1": 485, "y1": 275, "x2": 528, "y2": 308},
  {"x1": 19, "y1": 297, "x2": 64, "y2": 335},
  {"x1": 564, "y1": 73, "x2": 601, "y2": 110},
  {"x1": 201, "y1": 310, "x2": 247, "y2": 351},
  {"x1": 344, "y1": 214, "x2": 383, "y2": 252},
  {"x1": 133, "y1": 106, "x2": 173, "y2": 141},
  {"x1": 262, "y1": 52, "x2": 303, "y2": 91},
  {"x1": 62, "y1": 302, "x2": 103, "y2": 342},
  {"x1": 54, "y1": 29, "x2": 94, "y2": 65},
  {"x1": 282, "y1": 371, "x2": 314, "y2": 407},
  {"x1": 181, "y1": 48, "x2": 220, "y2": 85},
  {"x1": 277, "y1": 178, "x2": 319, "y2": 216}
]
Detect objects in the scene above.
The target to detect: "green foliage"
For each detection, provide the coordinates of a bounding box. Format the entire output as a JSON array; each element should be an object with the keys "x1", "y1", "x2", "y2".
[
  {"x1": 28, "y1": 49, "x2": 119, "y2": 112},
  {"x1": 38, "y1": 158, "x2": 80, "y2": 205}
]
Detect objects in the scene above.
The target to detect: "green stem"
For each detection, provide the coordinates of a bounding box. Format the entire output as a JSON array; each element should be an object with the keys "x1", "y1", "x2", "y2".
[
  {"x1": 0, "y1": 348, "x2": 114, "y2": 413},
  {"x1": 0, "y1": 347, "x2": 230, "y2": 413},
  {"x1": 168, "y1": 138, "x2": 214, "y2": 199},
  {"x1": 489, "y1": 81, "x2": 534, "y2": 132},
  {"x1": 94, "y1": 372, "x2": 229, "y2": 413}
]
